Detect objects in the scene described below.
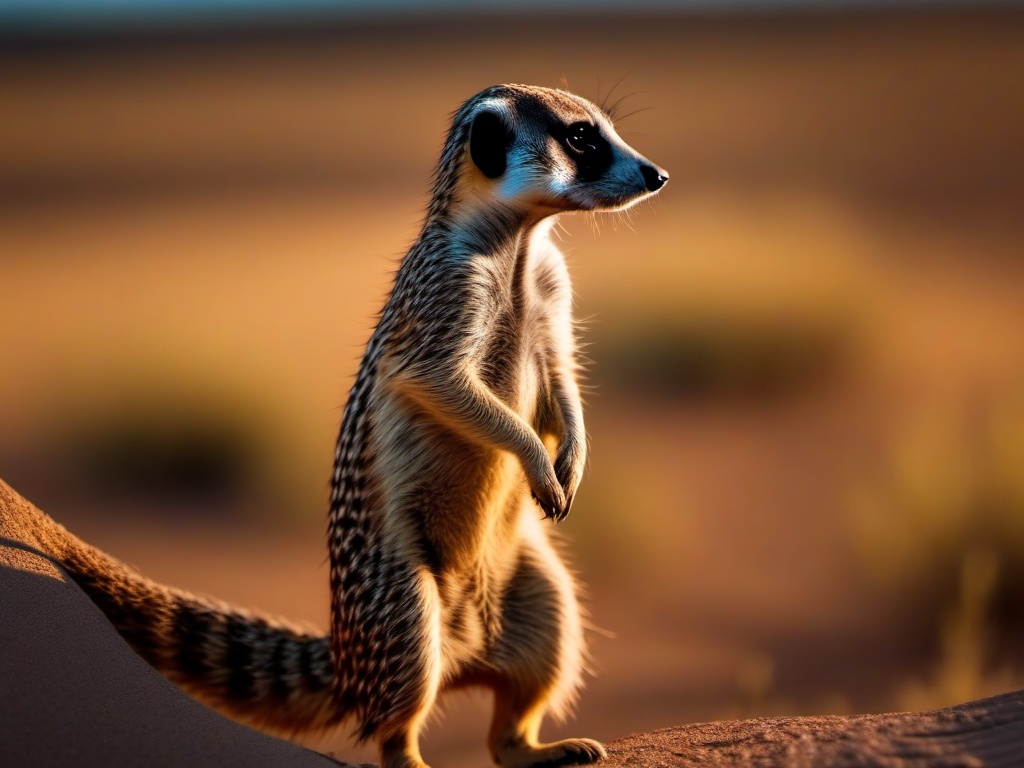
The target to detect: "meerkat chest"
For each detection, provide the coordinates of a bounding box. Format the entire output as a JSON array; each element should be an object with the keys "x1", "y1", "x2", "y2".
[{"x1": 475, "y1": 263, "x2": 552, "y2": 413}]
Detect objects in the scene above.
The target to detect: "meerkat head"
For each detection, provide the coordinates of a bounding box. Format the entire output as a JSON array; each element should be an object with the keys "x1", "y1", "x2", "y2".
[{"x1": 451, "y1": 84, "x2": 667, "y2": 216}]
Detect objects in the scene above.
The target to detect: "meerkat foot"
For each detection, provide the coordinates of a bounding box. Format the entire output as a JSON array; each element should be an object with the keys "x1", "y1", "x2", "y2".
[
  {"x1": 495, "y1": 737, "x2": 607, "y2": 768},
  {"x1": 380, "y1": 755, "x2": 430, "y2": 768},
  {"x1": 380, "y1": 732, "x2": 431, "y2": 768},
  {"x1": 380, "y1": 748, "x2": 430, "y2": 768}
]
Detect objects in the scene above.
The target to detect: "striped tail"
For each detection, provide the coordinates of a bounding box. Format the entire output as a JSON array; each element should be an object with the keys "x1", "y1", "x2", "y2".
[{"x1": 5, "y1": 480, "x2": 341, "y2": 733}]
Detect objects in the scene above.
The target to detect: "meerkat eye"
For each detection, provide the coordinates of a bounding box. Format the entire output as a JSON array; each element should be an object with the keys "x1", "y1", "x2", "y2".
[{"x1": 564, "y1": 123, "x2": 601, "y2": 155}]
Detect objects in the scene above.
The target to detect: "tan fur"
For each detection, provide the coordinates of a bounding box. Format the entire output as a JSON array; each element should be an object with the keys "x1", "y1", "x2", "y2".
[
  {"x1": 323, "y1": 85, "x2": 666, "y2": 768},
  {"x1": 9, "y1": 85, "x2": 666, "y2": 768}
]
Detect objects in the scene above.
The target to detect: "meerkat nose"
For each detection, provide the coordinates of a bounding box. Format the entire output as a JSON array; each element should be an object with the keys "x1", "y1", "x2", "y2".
[{"x1": 640, "y1": 164, "x2": 669, "y2": 192}]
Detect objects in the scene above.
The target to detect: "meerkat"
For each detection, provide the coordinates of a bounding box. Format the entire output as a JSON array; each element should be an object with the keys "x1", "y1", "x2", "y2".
[{"x1": 34, "y1": 84, "x2": 667, "y2": 768}]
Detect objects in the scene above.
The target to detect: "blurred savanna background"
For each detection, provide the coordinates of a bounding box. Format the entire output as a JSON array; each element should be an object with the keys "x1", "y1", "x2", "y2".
[{"x1": 2, "y1": 0, "x2": 1024, "y2": 764}]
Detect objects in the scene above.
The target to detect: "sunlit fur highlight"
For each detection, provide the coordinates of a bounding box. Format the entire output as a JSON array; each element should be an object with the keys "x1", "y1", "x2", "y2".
[{"x1": 32, "y1": 84, "x2": 665, "y2": 768}]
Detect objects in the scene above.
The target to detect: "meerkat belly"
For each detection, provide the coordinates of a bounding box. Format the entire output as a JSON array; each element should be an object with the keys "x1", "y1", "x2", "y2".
[
  {"x1": 368, "y1": 395, "x2": 533, "y2": 659},
  {"x1": 370, "y1": 399, "x2": 526, "y2": 564}
]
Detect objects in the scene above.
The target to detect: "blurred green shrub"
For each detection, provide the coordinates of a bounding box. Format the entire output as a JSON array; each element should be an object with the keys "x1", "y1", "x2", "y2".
[
  {"x1": 579, "y1": 191, "x2": 871, "y2": 401},
  {"x1": 848, "y1": 390, "x2": 1024, "y2": 705},
  {"x1": 898, "y1": 546, "x2": 1017, "y2": 711},
  {"x1": 63, "y1": 393, "x2": 260, "y2": 502},
  {"x1": 590, "y1": 311, "x2": 854, "y2": 400},
  {"x1": 47, "y1": 371, "x2": 303, "y2": 519}
]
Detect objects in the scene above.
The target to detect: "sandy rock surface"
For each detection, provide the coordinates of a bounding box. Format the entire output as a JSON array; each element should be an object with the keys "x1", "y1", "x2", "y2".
[
  {"x1": 0, "y1": 479, "x2": 343, "y2": 768},
  {"x1": 604, "y1": 691, "x2": 1024, "y2": 768},
  {"x1": 4, "y1": 477, "x2": 1023, "y2": 768}
]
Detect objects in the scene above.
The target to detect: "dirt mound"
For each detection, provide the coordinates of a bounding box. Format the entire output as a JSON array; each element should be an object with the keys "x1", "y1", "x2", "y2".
[{"x1": 606, "y1": 690, "x2": 1024, "y2": 767}]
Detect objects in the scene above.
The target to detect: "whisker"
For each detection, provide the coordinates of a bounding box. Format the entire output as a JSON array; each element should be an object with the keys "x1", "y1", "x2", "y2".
[
  {"x1": 601, "y1": 72, "x2": 634, "y2": 117},
  {"x1": 614, "y1": 105, "x2": 654, "y2": 123}
]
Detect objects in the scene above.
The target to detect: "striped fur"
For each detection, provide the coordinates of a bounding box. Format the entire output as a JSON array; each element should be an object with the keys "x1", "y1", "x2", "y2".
[
  {"x1": 322, "y1": 85, "x2": 666, "y2": 768},
  {"x1": 30, "y1": 85, "x2": 666, "y2": 768},
  {"x1": 9, "y1": 482, "x2": 339, "y2": 732}
]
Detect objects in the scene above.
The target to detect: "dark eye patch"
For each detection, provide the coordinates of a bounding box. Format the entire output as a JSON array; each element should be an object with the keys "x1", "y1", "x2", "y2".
[
  {"x1": 566, "y1": 123, "x2": 602, "y2": 154},
  {"x1": 553, "y1": 121, "x2": 612, "y2": 182}
]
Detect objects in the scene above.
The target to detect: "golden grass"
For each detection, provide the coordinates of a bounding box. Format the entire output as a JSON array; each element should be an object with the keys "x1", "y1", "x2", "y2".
[{"x1": 3, "y1": 14, "x2": 1024, "y2": 756}]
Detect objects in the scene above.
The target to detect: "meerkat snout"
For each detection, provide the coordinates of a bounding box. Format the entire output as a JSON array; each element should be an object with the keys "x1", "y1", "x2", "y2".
[{"x1": 641, "y1": 164, "x2": 669, "y2": 192}]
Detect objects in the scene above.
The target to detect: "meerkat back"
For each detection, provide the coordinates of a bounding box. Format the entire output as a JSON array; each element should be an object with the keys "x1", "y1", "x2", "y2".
[
  {"x1": 325, "y1": 84, "x2": 667, "y2": 768},
  {"x1": 36, "y1": 83, "x2": 667, "y2": 768}
]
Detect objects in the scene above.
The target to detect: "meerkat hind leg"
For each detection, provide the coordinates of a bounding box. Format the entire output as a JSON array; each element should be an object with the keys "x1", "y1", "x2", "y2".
[
  {"x1": 489, "y1": 685, "x2": 605, "y2": 768},
  {"x1": 380, "y1": 716, "x2": 432, "y2": 768},
  {"x1": 485, "y1": 546, "x2": 606, "y2": 768},
  {"x1": 371, "y1": 565, "x2": 446, "y2": 768}
]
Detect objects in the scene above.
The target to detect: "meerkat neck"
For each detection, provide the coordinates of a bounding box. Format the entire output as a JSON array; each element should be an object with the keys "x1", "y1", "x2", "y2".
[
  {"x1": 421, "y1": 178, "x2": 558, "y2": 264},
  {"x1": 450, "y1": 205, "x2": 553, "y2": 260}
]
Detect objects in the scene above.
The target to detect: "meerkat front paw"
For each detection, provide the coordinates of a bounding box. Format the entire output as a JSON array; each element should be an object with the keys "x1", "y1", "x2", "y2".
[
  {"x1": 553, "y1": 439, "x2": 587, "y2": 523},
  {"x1": 526, "y1": 447, "x2": 567, "y2": 520}
]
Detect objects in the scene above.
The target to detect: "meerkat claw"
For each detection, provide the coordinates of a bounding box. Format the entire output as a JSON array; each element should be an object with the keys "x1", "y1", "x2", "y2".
[
  {"x1": 558, "y1": 495, "x2": 574, "y2": 522},
  {"x1": 531, "y1": 490, "x2": 559, "y2": 521},
  {"x1": 530, "y1": 490, "x2": 545, "y2": 511}
]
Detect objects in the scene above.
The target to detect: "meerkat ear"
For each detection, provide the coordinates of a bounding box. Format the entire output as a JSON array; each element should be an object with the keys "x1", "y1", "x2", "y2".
[{"x1": 469, "y1": 109, "x2": 514, "y2": 179}]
